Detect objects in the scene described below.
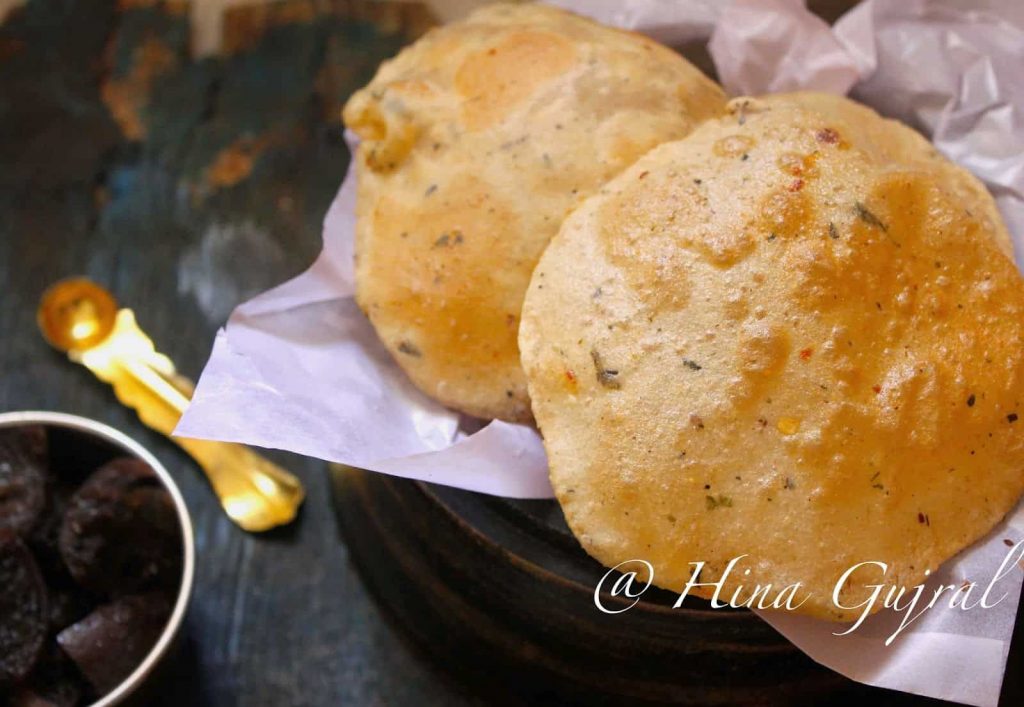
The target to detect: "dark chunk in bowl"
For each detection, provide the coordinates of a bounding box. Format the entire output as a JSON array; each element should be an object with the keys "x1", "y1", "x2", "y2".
[
  {"x1": 59, "y1": 458, "x2": 183, "y2": 596},
  {"x1": 46, "y1": 588, "x2": 93, "y2": 636},
  {"x1": 7, "y1": 643, "x2": 85, "y2": 707},
  {"x1": 27, "y1": 479, "x2": 78, "y2": 588},
  {"x1": 0, "y1": 535, "x2": 48, "y2": 686},
  {"x1": 0, "y1": 426, "x2": 49, "y2": 539},
  {"x1": 57, "y1": 593, "x2": 173, "y2": 696}
]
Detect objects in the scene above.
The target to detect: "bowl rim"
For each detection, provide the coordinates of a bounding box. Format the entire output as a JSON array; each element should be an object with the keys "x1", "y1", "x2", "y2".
[{"x1": 0, "y1": 410, "x2": 196, "y2": 707}]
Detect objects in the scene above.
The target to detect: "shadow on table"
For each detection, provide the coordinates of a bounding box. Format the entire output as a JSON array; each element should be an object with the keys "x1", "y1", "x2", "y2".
[{"x1": 147, "y1": 633, "x2": 220, "y2": 707}]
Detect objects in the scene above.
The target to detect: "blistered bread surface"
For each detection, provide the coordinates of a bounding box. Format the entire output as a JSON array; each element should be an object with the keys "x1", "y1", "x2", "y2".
[
  {"x1": 520, "y1": 92, "x2": 1024, "y2": 620},
  {"x1": 344, "y1": 2, "x2": 726, "y2": 421}
]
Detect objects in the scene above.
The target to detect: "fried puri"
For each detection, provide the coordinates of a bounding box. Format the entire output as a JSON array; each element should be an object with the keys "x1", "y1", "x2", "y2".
[
  {"x1": 343, "y1": 3, "x2": 726, "y2": 421},
  {"x1": 520, "y1": 92, "x2": 1024, "y2": 620}
]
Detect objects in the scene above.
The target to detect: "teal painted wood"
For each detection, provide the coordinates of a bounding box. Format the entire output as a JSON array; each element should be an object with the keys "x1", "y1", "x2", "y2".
[{"x1": 0, "y1": 1, "x2": 475, "y2": 705}]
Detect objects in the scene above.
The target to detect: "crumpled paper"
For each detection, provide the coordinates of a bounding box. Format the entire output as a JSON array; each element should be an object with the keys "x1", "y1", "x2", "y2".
[{"x1": 177, "y1": 1, "x2": 1024, "y2": 704}]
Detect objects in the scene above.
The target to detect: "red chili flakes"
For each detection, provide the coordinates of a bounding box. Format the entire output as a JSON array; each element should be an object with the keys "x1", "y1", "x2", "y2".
[
  {"x1": 799, "y1": 347, "x2": 813, "y2": 361},
  {"x1": 638, "y1": 170, "x2": 649, "y2": 180},
  {"x1": 917, "y1": 512, "x2": 930, "y2": 526},
  {"x1": 816, "y1": 128, "x2": 839, "y2": 144},
  {"x1": 563, "y1": 368, "x2": 579, "y2": 392},
  {"x1": 788, "y1": 178, "x2": 805, "y2": 192},
  {"x1": 872, "y1": 384, "x2": 882, "y2": 394},
  {"x1": 778, "y1": 153, "x2": 803, "y2": 176}
]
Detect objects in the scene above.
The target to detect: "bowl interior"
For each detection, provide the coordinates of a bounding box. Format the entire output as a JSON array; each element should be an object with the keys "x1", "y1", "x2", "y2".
[{"x1": 0, "y1": 411, "x2": 195, "y2": 707}]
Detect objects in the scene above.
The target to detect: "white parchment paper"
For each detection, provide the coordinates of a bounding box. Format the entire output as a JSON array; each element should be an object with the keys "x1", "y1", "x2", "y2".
[{"x1": 177, "y1": 1, "x2": 1024, "y2": 703}]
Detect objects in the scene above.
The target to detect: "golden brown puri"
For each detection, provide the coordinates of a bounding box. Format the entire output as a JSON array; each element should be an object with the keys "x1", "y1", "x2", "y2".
[
  {"x1": 343, "y1": 2, "x2": 726, "y2": 422},
  {"x1": 520, "y1": 92, "x2": 1024, "y2": 621}
]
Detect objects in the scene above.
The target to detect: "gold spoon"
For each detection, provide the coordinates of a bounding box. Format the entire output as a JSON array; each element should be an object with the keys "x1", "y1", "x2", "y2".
[{"x1": 38, "y1": 278, "x2": 305, "y2": 532}]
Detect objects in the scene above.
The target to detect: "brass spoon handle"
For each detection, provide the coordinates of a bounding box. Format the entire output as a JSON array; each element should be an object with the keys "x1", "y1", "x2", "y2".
[
  {"x1": 73, "y1": 308, "x2": 304, "y2": 532},
  {"x1": 175, "y1": 438, "x2": 305, "y2": 531}
]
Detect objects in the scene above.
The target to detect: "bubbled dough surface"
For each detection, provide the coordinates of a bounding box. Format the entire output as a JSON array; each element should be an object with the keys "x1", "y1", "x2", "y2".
[
  {"x1": 520, "y1": 92, "x2": 1024, "y2": 621},
  {"x1": 343, "y1": 3, "x2": 726, "y2": 422}
]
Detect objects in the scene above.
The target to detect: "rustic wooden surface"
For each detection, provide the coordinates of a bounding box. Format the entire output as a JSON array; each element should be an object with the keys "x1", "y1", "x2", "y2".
[
  {"x1": 0, "y1": 1, "x2": 481, "y2": 705},
  {"x1": 1, "y1": 1, "x2": 1020, "y2": 706}
]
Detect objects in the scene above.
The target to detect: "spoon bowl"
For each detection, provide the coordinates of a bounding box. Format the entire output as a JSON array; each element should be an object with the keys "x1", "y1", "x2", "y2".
[{"x1": 38, "y1": 278, "x2": 119, "y2": 352}]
